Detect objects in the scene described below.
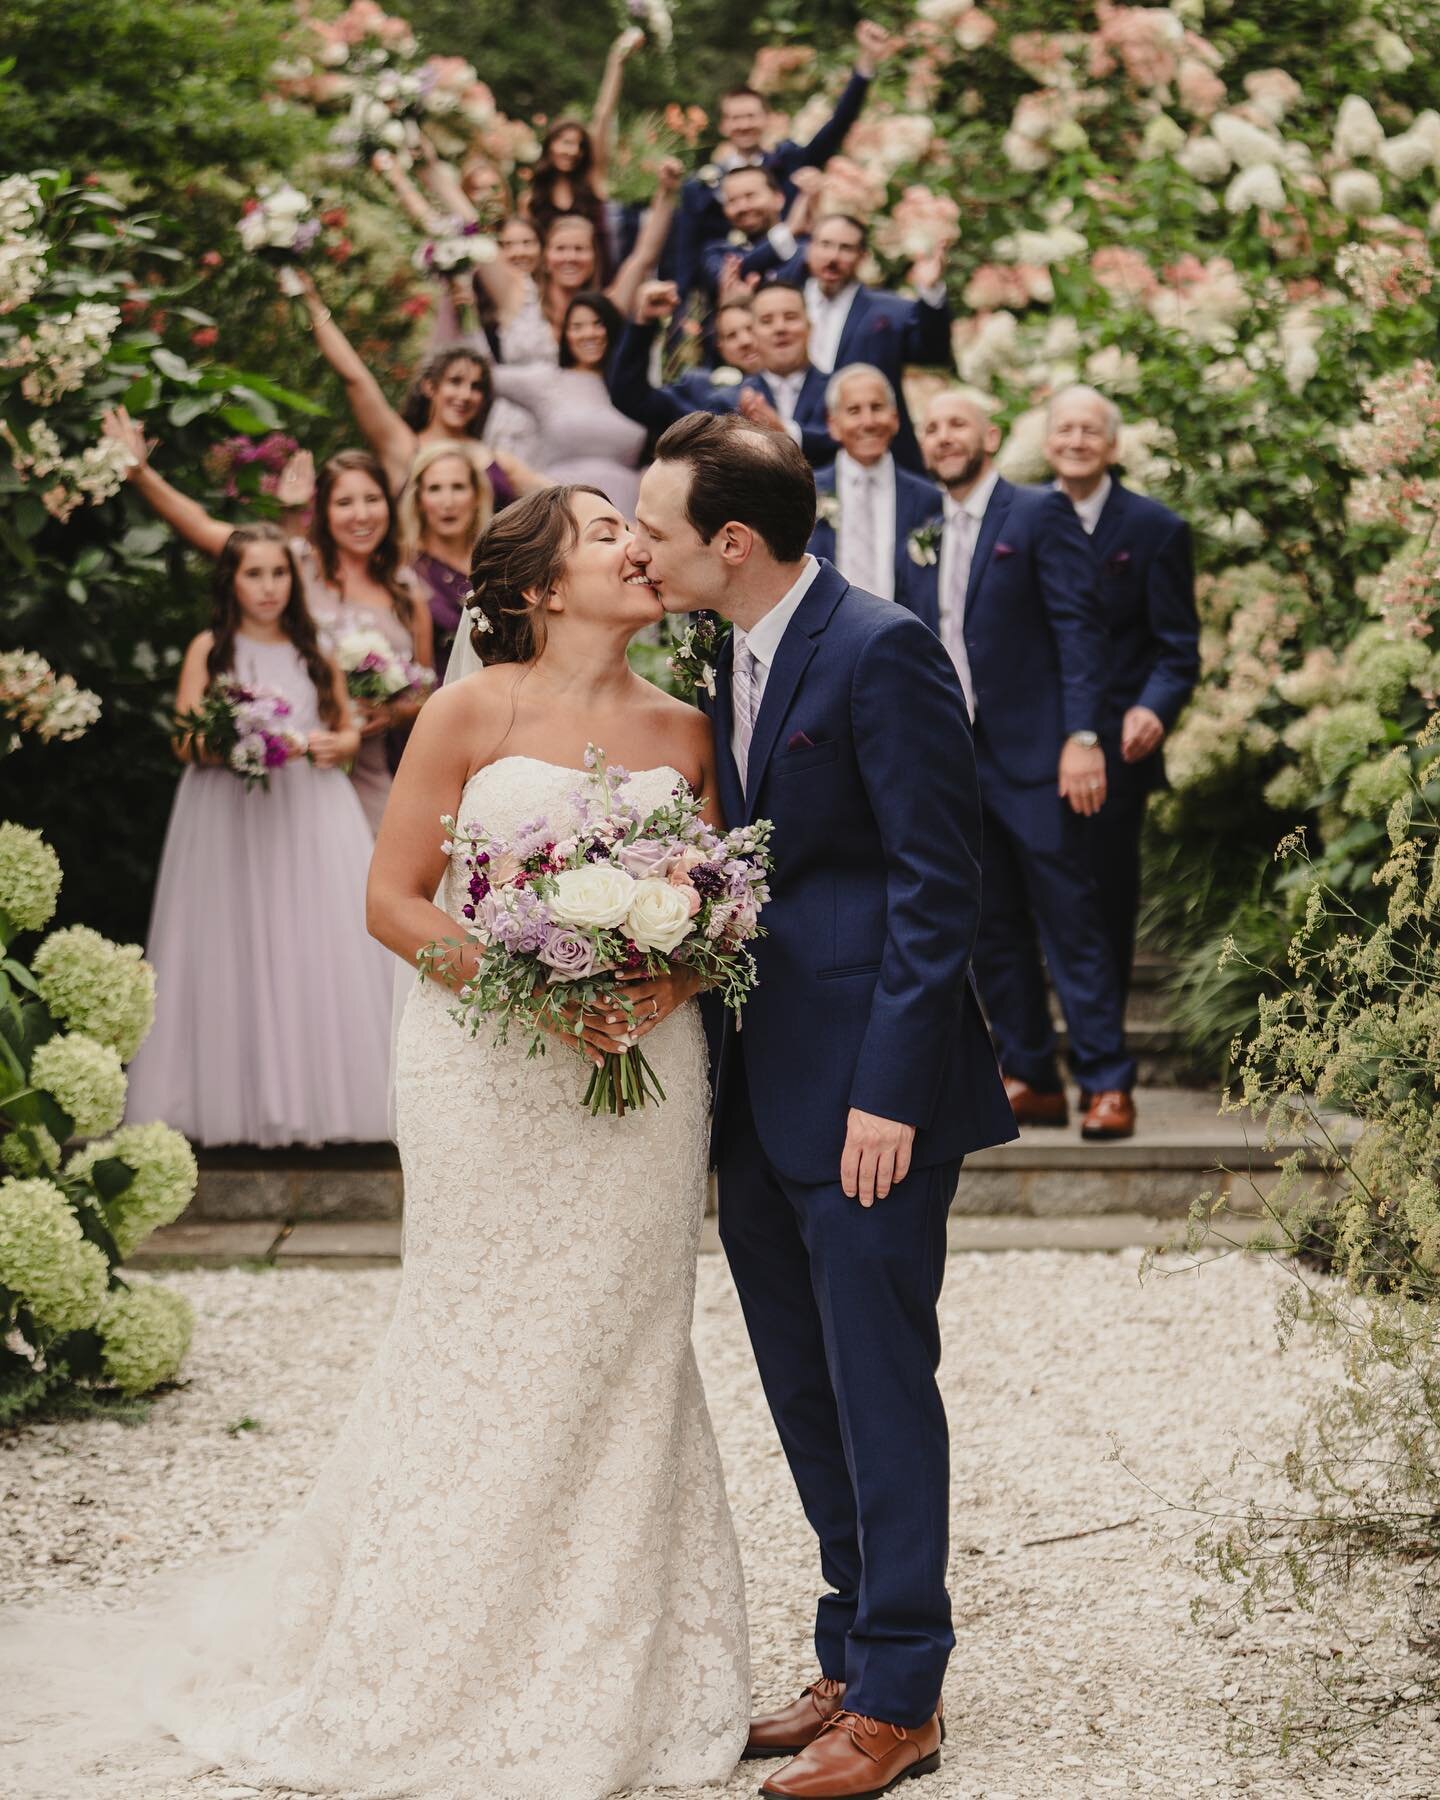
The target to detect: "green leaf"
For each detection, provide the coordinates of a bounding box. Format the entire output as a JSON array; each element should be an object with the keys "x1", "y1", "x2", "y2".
[
  {"x1": 151, "y1": 348, "x2": 197, "y2": 383},
  {"x1": 228, "y1": 386, "x2": 281, "y2": 430},
  {"x1": 217, "y1": 403, "x2": 275, "y2": 434},
  {"x1": 88, "y1": 1156, "x2": 136, "y2": 1203},
  {"x1": 122, "y1": 370, "x2": 159, "y2": 412},
  {"x1": 168, "y1": 392, "x2": 219, "y2": 427}
]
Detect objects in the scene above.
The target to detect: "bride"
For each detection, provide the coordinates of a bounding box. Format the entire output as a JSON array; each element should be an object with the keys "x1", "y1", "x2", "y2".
[{"x1": 6, "y1": 486, "x2": 749, "y2": 1800}]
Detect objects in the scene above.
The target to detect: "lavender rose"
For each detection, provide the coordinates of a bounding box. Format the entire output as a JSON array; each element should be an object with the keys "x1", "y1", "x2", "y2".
[
  {"x1": 616, "y1": 838, "x2": 675, "y2": 880},
  {"x1": 537, "y1": 926, "x2": 599, "y2": 980}
]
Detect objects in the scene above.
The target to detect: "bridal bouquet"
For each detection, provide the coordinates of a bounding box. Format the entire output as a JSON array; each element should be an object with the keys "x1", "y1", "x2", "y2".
[
  {"x1": 427, "y1": 747, "x2": 772, "y2": 1115},
  {"x1": 334, "y1": 628, "x2": 436, "y2": 706},
  {"x1": 412, "y1": 221, "x2": 499, "y2": 278},
  {"x1": 173, "y1": 677, "x2": 310, "y2": 791}
]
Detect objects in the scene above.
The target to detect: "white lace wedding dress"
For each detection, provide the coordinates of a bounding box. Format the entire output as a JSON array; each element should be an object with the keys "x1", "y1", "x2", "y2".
[{"x1": 3, "y1": 757, "x2": 750, "y2": 1800}]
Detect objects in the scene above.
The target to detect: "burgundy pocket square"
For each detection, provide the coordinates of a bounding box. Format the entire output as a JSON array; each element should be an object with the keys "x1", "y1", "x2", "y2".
[
  {"x1": 993, "y1": 542, "x2": 1017, "y2": 558},
  {"x1": 786, "y1": 731, "x2": 816, "y2": 751},
  {"x1": 1106, "y1": 549, "x2": 1132, "y2": 571}
]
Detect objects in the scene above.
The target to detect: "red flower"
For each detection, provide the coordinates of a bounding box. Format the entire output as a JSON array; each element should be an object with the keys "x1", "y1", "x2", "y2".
[
  {"x1": 325, "y1": 237, "x2": 354, "y2": 263},
  {"x1": 190, "y1": 326, "x2": 219, "y2": 349},
  {"x1": 320, "y1": 207, "x2": 348, "y2": 229},
  {"x1": 399, "y1": 294, "x2": 433, "y2": 320},
  {"x1": 241, "y1": 198, "x2": 260, "y2": 215},
  {"x1": 200, "y1": 250, "x2": 223, "y2": 269},
  {"x1": 83, "y1": 173, "x2": 102, "y2": 187},
  {"x1": 120, "y1": 299, "x2": 148, "y2": 324}
]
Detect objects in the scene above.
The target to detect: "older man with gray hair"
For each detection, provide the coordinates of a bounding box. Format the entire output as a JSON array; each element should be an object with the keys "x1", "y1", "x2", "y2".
[
  {"x1": 806, "y1": 363, "x2": 942, "y2": 619},
  {"x1": 1044, "y1": 384, "x2": 1199, "y2": 1019}
]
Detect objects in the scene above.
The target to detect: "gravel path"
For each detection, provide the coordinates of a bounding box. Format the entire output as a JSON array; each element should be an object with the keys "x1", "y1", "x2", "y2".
[{"x1": 4, "y1": 1250, "x2": 1437, "y2": 1798}]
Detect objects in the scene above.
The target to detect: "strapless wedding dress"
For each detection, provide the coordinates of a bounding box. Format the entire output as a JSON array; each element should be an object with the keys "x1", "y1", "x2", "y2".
[{"x1": 1, "y1": 757, "x2": 749, "y2": 1800}]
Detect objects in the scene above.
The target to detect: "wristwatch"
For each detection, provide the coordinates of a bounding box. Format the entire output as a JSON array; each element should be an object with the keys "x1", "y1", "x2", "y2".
[{"x1": 1067, "y1": 731, "x2": 1100, "y2": 748}]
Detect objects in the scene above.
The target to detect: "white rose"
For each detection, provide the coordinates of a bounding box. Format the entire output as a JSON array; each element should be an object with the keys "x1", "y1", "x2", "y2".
[
  {"x1": 625, "y1": 879, "x2": 695, "y2": 955},
  {"x1": 265, "y1": 184, "x2": 311, "y2": 220},
  {"x1": 549, "y1": 864, "x2": 636, "y2": 930}
]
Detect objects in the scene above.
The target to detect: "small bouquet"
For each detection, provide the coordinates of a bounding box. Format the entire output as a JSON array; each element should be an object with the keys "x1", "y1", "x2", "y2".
[
  {"x1": 426, "y1": 746, "x2": 773, "y2": 1115},
  {"x1": 238, "y1": 184, "x2": 322, "y2": 263},
  {"x1": 334, "y1": 628, "x2": 437, "y2": 707},
  {"x1": 174, "y1": 677, "x2": 310, "y2": 791},
  {"x1": 412, "y1": 220, "x2": 499, "y2": 278}
]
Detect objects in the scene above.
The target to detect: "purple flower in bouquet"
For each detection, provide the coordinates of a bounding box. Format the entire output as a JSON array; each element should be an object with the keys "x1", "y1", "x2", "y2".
[
  {"x1": 537, "y1": 926, "x2": 599, "y2": 980},
  {"x1": 616, "y1": 838, "x2": 675, "y2": 879}
]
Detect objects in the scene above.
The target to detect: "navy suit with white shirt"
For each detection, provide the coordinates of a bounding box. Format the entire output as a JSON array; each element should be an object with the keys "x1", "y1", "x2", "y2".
[
  {"x1": 700, "y1": 555, "x2": 1013, "y2": 1728},
  {"x1": 606, "y1": 317, "x2": 743, "y2": 436},
  {"x1": 764, "y1": 252, "x2": 951, "y2": 472},
  {"x1": 740, "y1": 364, "x2": 836, "y2": 466},
  {"x1": 672, "y1": 68, "x2": 873, "y2": 296},
  {"x1": 1063, "y1": 474, "x2": 1199, "y2": 999},
  {"x1": 806, "y1": 455, "x2": 943, "y2": 618},
  {"x1": 914, "y1": 473, "x2": 1136, "y2": 1097}
]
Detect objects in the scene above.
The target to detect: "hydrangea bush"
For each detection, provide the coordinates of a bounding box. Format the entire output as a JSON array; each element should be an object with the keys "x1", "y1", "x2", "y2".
[
  {"x1": 0, "y1": 822, "x2": 196, "y2": 1421},
  {"x1": 1169, "y1": 716, "x2": 1440, "y2": 1752}
]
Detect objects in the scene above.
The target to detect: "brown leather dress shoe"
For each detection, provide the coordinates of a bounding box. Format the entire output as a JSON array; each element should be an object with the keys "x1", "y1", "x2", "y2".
[
  {"x1": 759, "y1": 1710, "x2": 942, "y2": 1798},
  {"x1": 1081, "y1": 1089, "x2": 1136, "y2": 1140},
  {"x1": 1003, "y1": 1076, "x2": 1069, "y2": 1127},
  {"x1": 744, "y1": 1677, "x2": 847, "y2": 1760}
]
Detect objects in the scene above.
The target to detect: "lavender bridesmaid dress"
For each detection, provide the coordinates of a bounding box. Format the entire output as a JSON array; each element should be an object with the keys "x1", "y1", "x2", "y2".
[{"x1": 124, "y1": 636, "x2": 393, "y2": 1147}]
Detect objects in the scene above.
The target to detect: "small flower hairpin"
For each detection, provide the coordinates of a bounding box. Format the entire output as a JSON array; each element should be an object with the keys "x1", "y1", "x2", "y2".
[{"x1": 469, "y1": 603, "x2": 493, "y2": 635}]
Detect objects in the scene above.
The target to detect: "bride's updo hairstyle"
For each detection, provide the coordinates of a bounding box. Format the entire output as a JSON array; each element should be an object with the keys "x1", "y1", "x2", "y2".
[{"x1": 467, "y1": 482, "x2": 610, "y2": 664}]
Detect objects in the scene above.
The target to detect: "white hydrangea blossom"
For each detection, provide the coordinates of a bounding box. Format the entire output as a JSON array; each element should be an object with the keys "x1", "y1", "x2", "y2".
[
  {"x1": 1330, "y1": 168, "x2": 1384, "y2": 216},
  {"x1": 1333, "y1": 95, "x2": 1386, "y2": 161},
  {"x1": 1212, "y1": 111, "x2": 1284, "y2": 169},
  {"x1": 8, "y1": 302, "x2": 122, "y2": 405},
  {"x1": 1177, "y1": 135, "x2": 1232, "y2": 181},
  {"x1": 1379, "y1": 112, "x2": 1440, "y2": 181},
  {"x1": 1224, "y1": 162, "x2": 1286, "y2": 214}
]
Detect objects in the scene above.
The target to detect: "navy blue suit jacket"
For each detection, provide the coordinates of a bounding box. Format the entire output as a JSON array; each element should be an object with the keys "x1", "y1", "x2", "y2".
[
  {"x1": 740, "y1": 366, "x2": 836, "y2": 466},
  {"x1": 606, "y1": 319, "x2": 742, "y2": 437},
  {"x1": 764, "y1": 253, "x2": 950, "y2": 472},
  {"x1": 1085, "y1": 479, "x2": 1199, "y2": 796},
  {"x1": 673, "y1": 70, "x2": 872, "y2": 294},
  {"x1": 806, "y1": 461, "x2": 944, "y2": 621},
  {"x1": 701, "y1": 558, "x2": 1014, "y2": 1182},
  {"x1": 913, "y1": 479, "x2": 1108, "y2": 791}
]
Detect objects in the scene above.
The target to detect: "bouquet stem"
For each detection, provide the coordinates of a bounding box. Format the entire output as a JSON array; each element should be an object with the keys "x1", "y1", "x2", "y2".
[{"x1": 584, "y1": 1046, "x2": 668, "y2": 1116}]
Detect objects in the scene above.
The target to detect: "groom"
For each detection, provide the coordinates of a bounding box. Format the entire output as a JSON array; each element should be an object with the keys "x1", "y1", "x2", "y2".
[{"x1": 631, "y1": 413, "x2": 1015, "y2": 1799}]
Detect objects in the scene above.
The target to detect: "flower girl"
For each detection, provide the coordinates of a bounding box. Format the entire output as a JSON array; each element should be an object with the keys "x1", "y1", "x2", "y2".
[{"x1": 125, "y1": 524, "x2": 394, "y2": 1146}]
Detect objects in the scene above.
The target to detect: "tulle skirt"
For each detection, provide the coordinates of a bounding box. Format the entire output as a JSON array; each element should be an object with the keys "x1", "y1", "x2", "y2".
[{"x1": 125, "y1": 761, "x2": 395, "y2": 1147}]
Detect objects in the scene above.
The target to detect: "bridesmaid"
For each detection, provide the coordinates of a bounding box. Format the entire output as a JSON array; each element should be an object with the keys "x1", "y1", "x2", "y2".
[
  {"x1": 125, "y1": 524, "x2": 393, "y2": 1147},
  {"x1": 102, "y1": 410, "x2": 431, "y2": 833},
  {"x1": 487, "y1": 291, "x2": 646, "y2": 515},
  {"x1": 285, "y1": 267, "x2": 542, "y2": 503},
  {"x1": 397, "y1": 439, "x2": 493, "y2": 669}
]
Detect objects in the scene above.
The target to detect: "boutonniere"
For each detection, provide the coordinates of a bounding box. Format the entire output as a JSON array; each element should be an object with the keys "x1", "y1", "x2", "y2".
[
  {"x1": 726, "y1": 228, "x2": 748, "y2": 248},
  {"x1": 993, "y1": 541, "x2": 1017, "y2": 558},
  {"x1": 697, "y1": 162, "x2": 722, "y2": 187},
  {"x1": 1105, "y1": 548, "x2": 1132, "y2": 571},
  {"x1": 907, "y1": 519, "x2": 942, "y2": 566},
  {"x1": 666, "y1": 610, "x2": 731, "y2": 701},
  {"x1": 815, "y1": 491, "x2": 841, "y2": 528},
  {"x1": 709, "y1": 365, "x2": 743, "y2": 388}
]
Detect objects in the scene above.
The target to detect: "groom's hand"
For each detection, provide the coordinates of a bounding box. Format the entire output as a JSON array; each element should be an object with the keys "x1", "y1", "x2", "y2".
[{"x1": 841, "y1": 1109, "x2": 916, "y2": 1208}]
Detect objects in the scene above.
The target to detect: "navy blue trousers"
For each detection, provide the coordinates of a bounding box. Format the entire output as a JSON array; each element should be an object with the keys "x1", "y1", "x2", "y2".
[
  {"x1": 717, "y1": 1059, "x2": 959, "y2": 1728},
  {"x1": 972, "y1": 772, "x2": 1135, "y2": 1095},
  {"x1": 1085, "y1": 783, "x2": 1148, "y2": 1012}
]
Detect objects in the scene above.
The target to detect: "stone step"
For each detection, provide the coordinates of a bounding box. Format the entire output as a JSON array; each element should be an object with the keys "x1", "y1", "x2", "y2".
[
  {"x1": 130, "y1": 1208, "x2": 1276, "y2": 1268},
  {"x1": 185, "y1": 1089, "x2": 1293, "y2": 1226}
]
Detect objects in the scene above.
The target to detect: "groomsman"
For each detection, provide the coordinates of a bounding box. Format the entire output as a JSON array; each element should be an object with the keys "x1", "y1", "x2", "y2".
[
  {"x1": 918, "y1": 388, "x2": 1138, "y2": 1139},
  {"x1": 761, "y1": 214, "x2": 952, "y2": 472},
  {"x1": 608, "y1": 282, "x2": 760, "y2": 434},
  {"x1": 1045, "y1": 384, "x2": 1200, "y2": 1009},
  {"x1": 696, "y1": 168, "x2": 800, "y2": 302},
  {"x1": 807, "y1": 363, "x2": 942, "y2": 617},
  {"x1": 735, "y1": 282, "x2": 837, "y2": 468},
  {"x1": 672, "y1": 20, "x2": 895, "y2": 296}
]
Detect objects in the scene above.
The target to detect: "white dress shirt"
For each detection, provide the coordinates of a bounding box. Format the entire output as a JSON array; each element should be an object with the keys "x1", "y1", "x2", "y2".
[
  {"x1": 731, "y1": 554, "x2": 822, "y2": 777},
  {"x1": 804, "y1": 278, "x2": 861, "y2": 375},
  {"x1": 937, "y1": 465, "x2": 1001, "y2": 719},
  {"x1": 766, "y1": 368, "x2": 807, "y2": 426},
  {"x1": 1055, "y1": 472, "x2": 1112, "y2": 536},
  {"x1": 834, "y1": 451, "x2": 896, "y2": 600}
]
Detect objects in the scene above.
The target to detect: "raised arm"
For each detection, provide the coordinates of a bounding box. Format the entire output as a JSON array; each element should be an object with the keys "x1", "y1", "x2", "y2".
[
  {"x1": 590, "y1": 27, "x2": 644, "y2": 185},
  {"x1": 607, "y1": 295, "x2": 688, "y2": 435},
  {"x1": 284, "y1": 268, "x2": 415, "y2": 493},
  {"x1": 607, "y1": 157, "x2": 683, "y2": 319},
  {"x1": 101, "y1": 407, "x2": 234, "y2": 560},
  {"x1": 774, "y1": 23, "x2": 893, "y2": 180},
  {"x1": 372, "y1": 149, "x2": 445, "y2": 233}
]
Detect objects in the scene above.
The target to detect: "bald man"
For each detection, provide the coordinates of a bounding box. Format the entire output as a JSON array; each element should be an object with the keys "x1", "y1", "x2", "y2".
[
  {"x1": 918, "y1": 388, "x2": 1137, "y2": 1140},
  {"x1": 1045, "y1": 385, "x2": 1198, "y2": 1020}
]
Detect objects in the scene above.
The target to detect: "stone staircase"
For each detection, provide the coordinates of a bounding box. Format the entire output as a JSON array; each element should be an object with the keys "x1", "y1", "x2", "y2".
[{"x1": 138, "y1": 955, "x2": 1288, "y2": 1265}]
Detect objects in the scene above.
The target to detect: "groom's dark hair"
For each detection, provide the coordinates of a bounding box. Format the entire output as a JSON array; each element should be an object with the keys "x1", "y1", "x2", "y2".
[{"x1": 653, "y1": 412, "x2": 816, "y2": 563}]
